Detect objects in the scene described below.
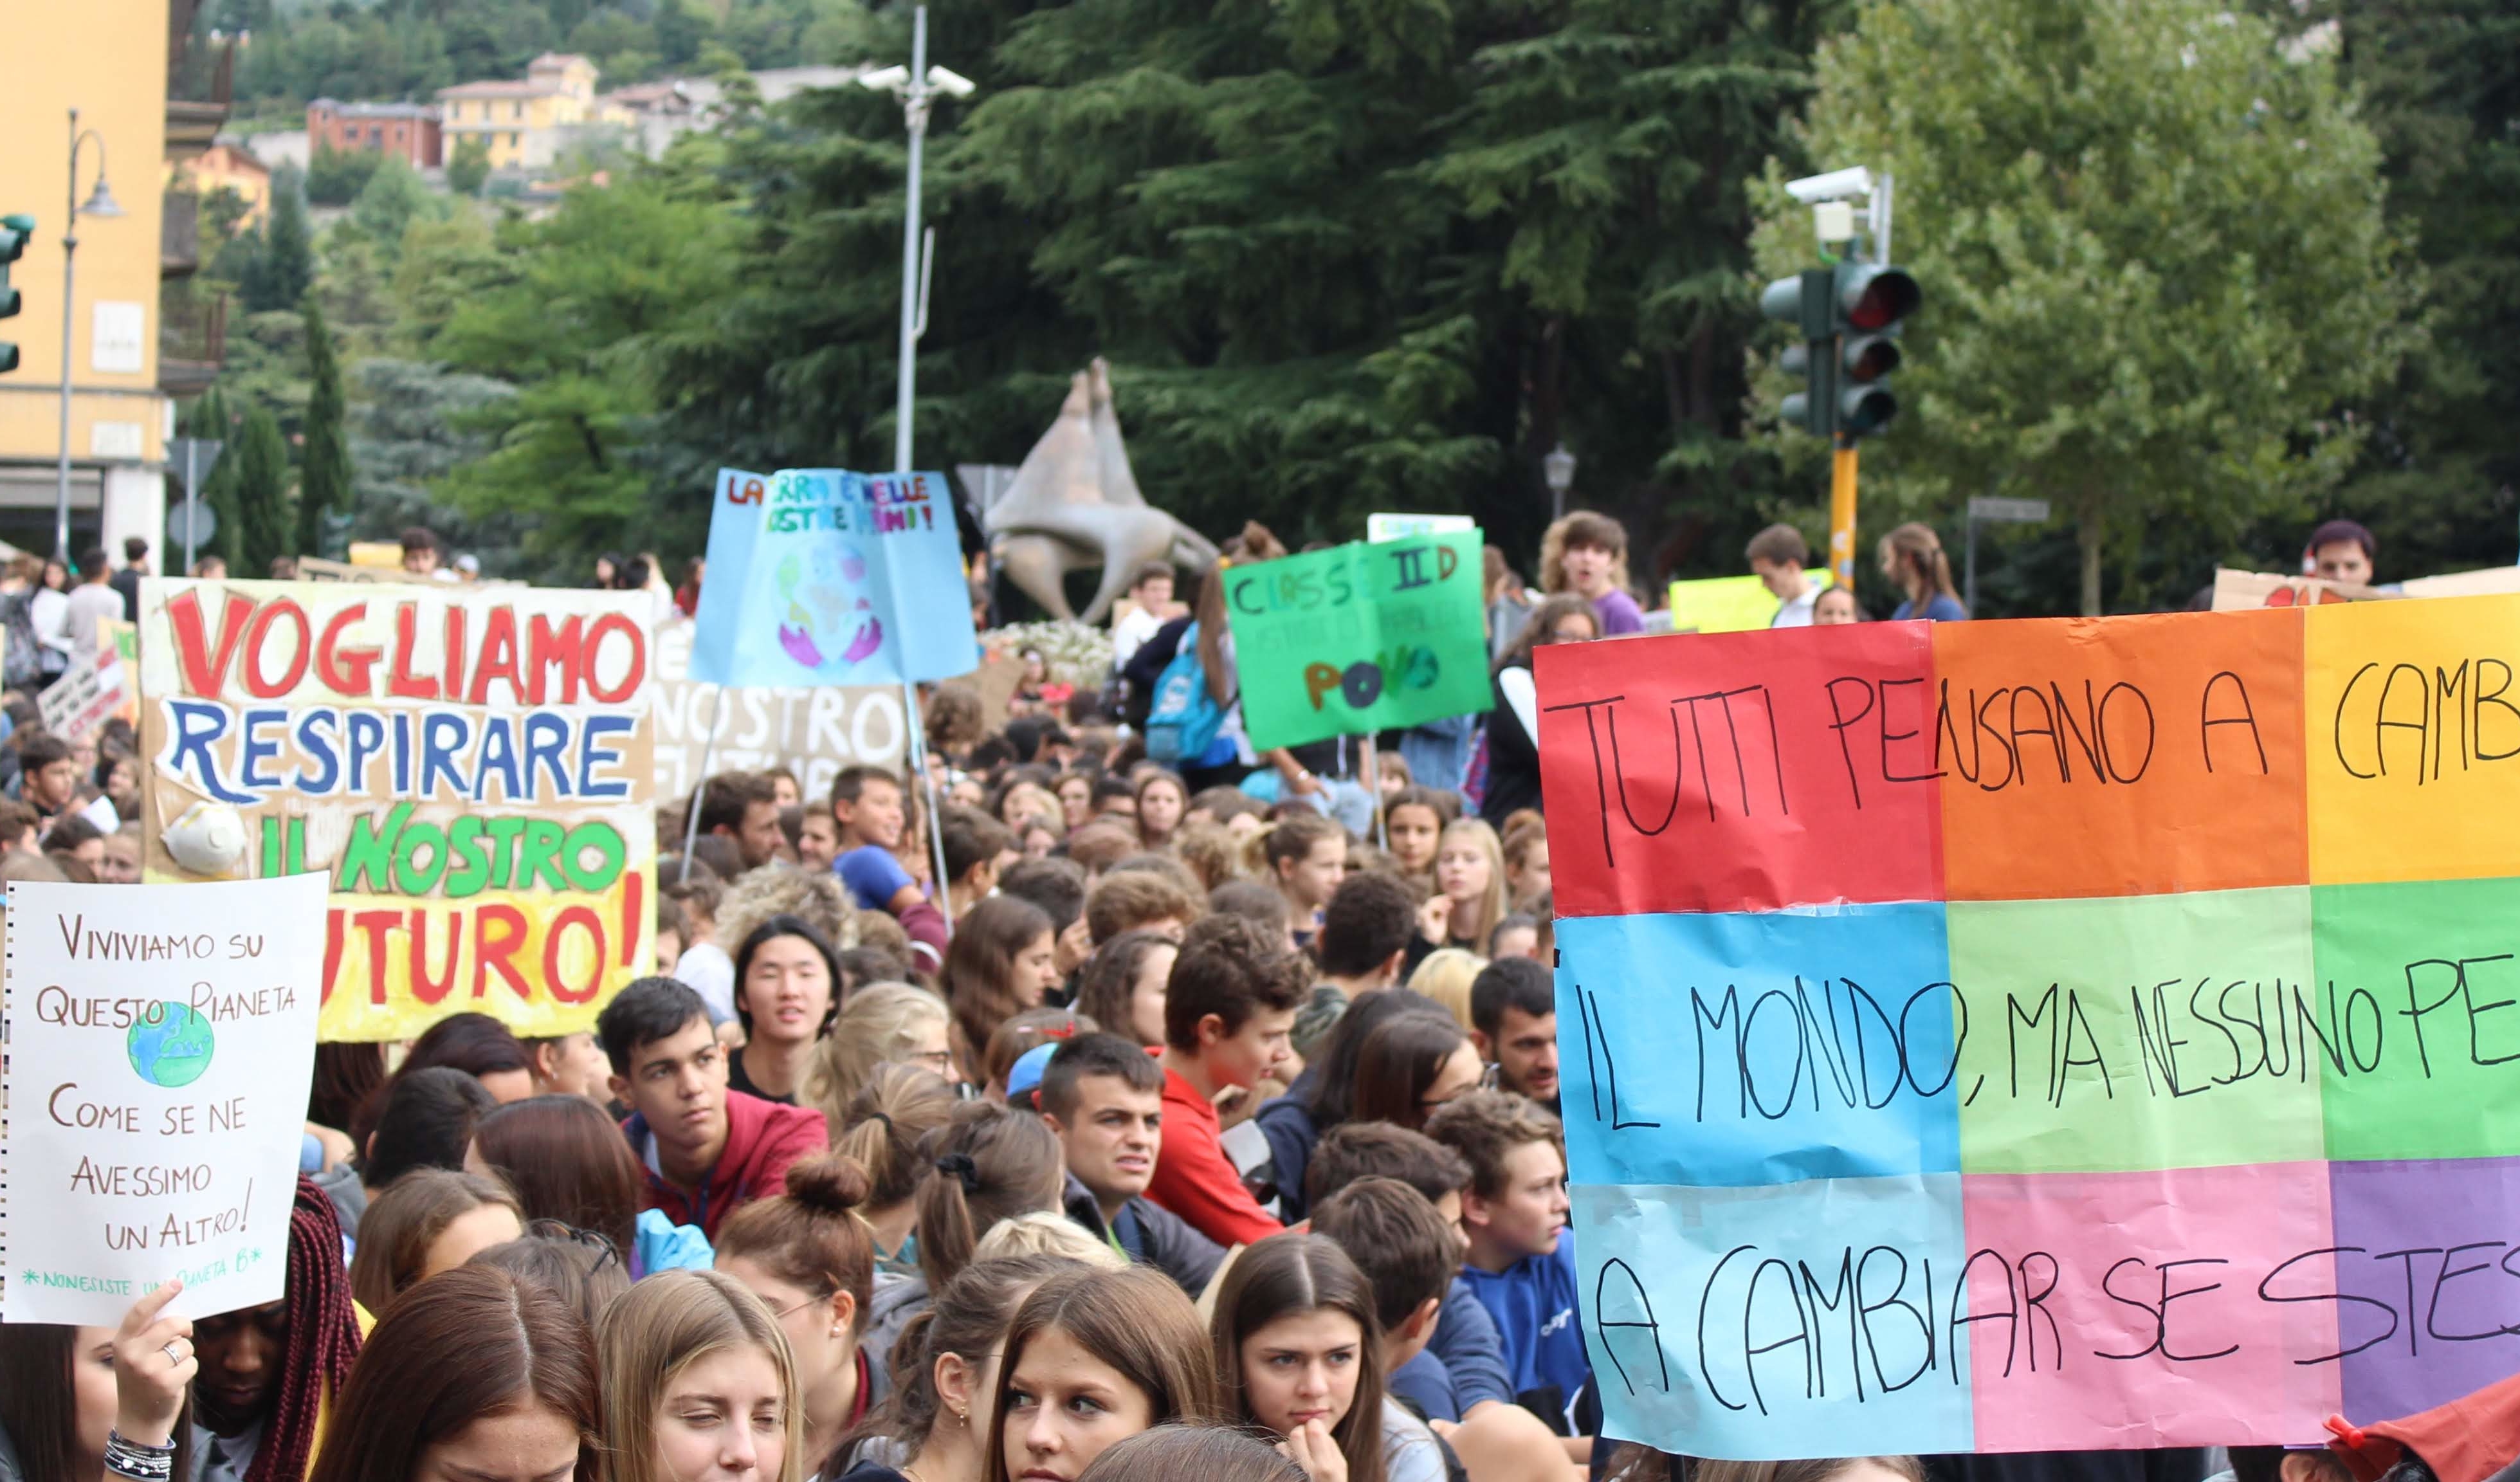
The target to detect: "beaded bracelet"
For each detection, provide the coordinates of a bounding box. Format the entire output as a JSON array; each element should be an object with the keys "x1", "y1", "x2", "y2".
[{"x1": 104, "y1": 1431, "x2": 176, "y2": 1482}]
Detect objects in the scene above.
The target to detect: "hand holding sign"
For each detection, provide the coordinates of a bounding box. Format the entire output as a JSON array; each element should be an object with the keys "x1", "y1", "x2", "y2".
[{"x1": 113, "y1": 1280, "x2": 198, "y2": 1446}]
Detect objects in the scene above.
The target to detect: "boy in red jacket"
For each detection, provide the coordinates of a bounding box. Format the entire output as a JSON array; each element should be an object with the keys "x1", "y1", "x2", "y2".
[
  {"x1": 599, "y1": 974, "x2": 828, "y2": 1241},
  {"x1": 1144, "y1": 913, "x2": 1309, "y2": 1248}
]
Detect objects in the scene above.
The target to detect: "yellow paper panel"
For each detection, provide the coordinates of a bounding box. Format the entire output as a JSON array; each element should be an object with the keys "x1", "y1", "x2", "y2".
[{"x1": 2305, "y1": 593, "x2": 2520, "y2": 883}]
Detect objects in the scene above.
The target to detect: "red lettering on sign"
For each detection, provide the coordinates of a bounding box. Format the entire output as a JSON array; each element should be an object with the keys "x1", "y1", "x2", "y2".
[
  {"x1": 166, "y1": 587, "x2": 257, "y2": 704},
  {"x1": 241, "y1": 599, "x2": 311, "y2": 699}
]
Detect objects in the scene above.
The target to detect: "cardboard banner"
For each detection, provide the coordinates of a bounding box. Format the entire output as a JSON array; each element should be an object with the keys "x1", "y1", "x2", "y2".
[
  {"x1": 2213, "y1": 563, "x2": 2520, "y2": 611},
  {"x1": 1, "y1": 875, "x2": 326, "y2": 1324},
  {"x1": 1667, "y1": 572, "x2": 1836, "y2": 634},
  {"x1": 650, "y1": 616, "x2": 908, "y2": 800},
  {"x1": 1535, "y1": 598, "x2": 2520, "y2": 1458},
  {"x1": 136, "y1": 580, "x2": 656, "y2": 1042},
  {"x1": 1227, "y1": 531, "x2": 1492, "y2": 751},
  {"x1": 688, "y1": 467, "x2": 978, "y2": 688},
  {"x1": 39, "y1": 642, "x2": 127, "y2": 742}
]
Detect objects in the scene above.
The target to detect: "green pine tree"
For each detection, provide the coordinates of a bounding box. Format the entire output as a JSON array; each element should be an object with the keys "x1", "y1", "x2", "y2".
[
  {"x1": 242, "y1": 167, "x2": 313, "y2": 314},
  {"x1": 226, "y1": 404, "x2": 293, "y2": 576},
  {"x1": 297, "y1": 295, "x2": 351, "y2": 559}
]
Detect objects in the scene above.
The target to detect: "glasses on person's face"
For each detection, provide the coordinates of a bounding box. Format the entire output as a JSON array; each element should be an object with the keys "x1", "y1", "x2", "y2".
[
  {"x1": 765, "y1": 1289, "x2": 835, "y2": 1321},
  {"x1": 906, "y1": 1048, "x2": 956, "y2": 1077}
]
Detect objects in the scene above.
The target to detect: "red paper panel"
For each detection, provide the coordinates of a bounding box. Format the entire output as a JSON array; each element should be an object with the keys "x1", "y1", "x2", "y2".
[{"x1": 1534, "y1": 623, "x2": 1942, "y2": 916}]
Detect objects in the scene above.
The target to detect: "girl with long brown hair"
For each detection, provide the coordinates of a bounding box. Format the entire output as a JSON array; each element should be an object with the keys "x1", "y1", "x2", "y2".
[
  {"x1": 0, "y1": 1281, "x2": 195, "y2": 1482},
  {"x1": 985, "y1": 1267, "x2": 1223, "y2": 1482},
  {"x1": 305, "y1": 1265, "x2": 598, "y2": 1482},
  {"x1": 347, "y1": 1168, "x2": 525, "y2": 1315},
  {"x1": 470, "y1": 1093, "x2": 644, "y2": 1261},
  {"x1": 598, "y1": 1268, "x2": 803, "y2": 1482},
  {"x1": 1210, "y1": 1236, "x2": 1422, "y2": 1482},
  {"x1": 939, "y1": 897, "x2": 1060, "y2": 1083},
  {"x1": 831, "y1": 1062, "x2": 958, "y2": 1277},
  {"x1": 1878, "y1": 522, "x2": 1967, "y2": 621},
  {"x1": 828, "y1": 1254, "x2": 1072, "y2": 1482}
]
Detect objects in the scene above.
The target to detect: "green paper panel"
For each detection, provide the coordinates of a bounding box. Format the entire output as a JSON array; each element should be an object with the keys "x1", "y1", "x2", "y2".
[
  {"x1": 1226, "y1": 531, "x2": 1492, "y2": 751},
  {"x1": 2312, "y1": 877, "x2": 2520, "y2": 1160},
  {"x1": 1948, "y1": 888, "x2": 2324, "y2": 1173}
]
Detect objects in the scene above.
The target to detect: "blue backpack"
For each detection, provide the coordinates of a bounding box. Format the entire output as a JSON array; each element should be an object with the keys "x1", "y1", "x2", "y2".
[{"x1": 1144, "y1": 621, "x2": 1232, "y2": 765}]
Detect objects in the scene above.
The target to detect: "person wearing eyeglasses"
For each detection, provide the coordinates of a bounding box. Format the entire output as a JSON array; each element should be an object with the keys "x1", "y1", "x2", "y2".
[{"x1": 717, "y1": 1154, "x2": 882, "y2": 1470}]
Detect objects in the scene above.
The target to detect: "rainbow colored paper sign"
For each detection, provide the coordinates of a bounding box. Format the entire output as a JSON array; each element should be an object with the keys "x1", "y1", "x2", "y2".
[
  {"x1": 1534, "y1": 599, "x2": 2520, "y2": 1459},
  {"x1": 689, "y1": 468, "x2": 977, "y2": 688}
]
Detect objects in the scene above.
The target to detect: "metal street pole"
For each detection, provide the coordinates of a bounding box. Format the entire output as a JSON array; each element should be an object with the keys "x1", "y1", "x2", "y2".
[
  {"x1": 892, "y1": 6, "x2": 929, "y2": 475},
  {"x1": 55, "y1": 109, "x2": 117, "y2": 566}
]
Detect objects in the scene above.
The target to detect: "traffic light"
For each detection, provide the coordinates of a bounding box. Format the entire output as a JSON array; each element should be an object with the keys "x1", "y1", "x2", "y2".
[
  {"x1": 1833, "y1": 260, "x2": 1919, "y2": 437},
  {"x1": 0, "y1": 214, "x2": 30, "y2": 375},
  {"x1": 1763, "y1": 257, "x2": 1922, "y2": 441},
  {"x1": 1761, "y1": 268, "x2": 1837, "y2": 437}
]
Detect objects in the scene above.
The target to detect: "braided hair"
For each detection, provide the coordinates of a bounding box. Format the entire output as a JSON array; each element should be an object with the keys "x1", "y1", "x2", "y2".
[{"x1": 245, "y1": 1176, "x2": 367, "y2": 1482}]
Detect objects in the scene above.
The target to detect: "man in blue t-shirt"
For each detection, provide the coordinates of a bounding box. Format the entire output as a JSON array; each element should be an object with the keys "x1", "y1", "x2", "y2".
[
  {"x1": 1427, "y1": 1089, "x2": 1590, "y2": 1438},
  {"x1": 829, "y1": 764, "x2": 947, "y2": 973}
]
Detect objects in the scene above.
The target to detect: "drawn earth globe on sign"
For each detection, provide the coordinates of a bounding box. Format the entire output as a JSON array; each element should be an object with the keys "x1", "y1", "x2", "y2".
[
  {"x1": 774, "y1": 542, "x2": 884, "y2": 671},
  {"x1": 127, "y1": 1002, "x2": 215, "y2": 1088}
]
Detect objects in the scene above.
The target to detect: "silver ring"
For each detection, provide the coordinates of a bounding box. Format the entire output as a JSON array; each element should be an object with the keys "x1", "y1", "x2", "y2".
[{"x1": 161, "y1": 1340, "x2": 185, "y2": 1365}]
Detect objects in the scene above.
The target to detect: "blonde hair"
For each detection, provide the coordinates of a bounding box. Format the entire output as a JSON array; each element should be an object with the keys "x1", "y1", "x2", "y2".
[
  {"x1": 972, "y1": 1210, "x2": 1130, "y2": 1270},
  {"x1": 717, "y1": 865, "x2": 861, "y2": 961},
  {"x1": 803, "y1": 982, "x2": 951, "y2": 1123},
  {"x1": 1406, "y1": 948, "x2": 1484, "y2": 1033},
  {"x1": 1172, "y1": 821, "x2": 1245, "y2": 892},
  {"x1": 1434, "y1": 818, "x2": 1508, "y2": 946},
  {"x1": 597, "y1": 1268, "x2": 803, "y2": 1482}
]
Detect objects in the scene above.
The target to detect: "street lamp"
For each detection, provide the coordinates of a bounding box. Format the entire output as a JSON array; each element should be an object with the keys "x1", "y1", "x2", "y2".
[
  {"x1": 1542, "y1": 443, "x2": 1576, "y2": 523},
  {"x1": 861, "y1": 10, "x2": 976, "y2": 474},
  {"x1": 57, "y1": 108, "x2": 122, "y2": 565}
]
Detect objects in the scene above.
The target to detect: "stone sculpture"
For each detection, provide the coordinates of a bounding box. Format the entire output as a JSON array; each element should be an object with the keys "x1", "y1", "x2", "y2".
[{"x1": 982, "y1": 358, "x2": 1218, "y2": 623}]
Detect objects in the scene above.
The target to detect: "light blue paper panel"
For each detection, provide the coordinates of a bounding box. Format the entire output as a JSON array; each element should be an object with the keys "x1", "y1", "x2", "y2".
[
  {"x1": 1555, "y1": 906, "x2": 1960, "y2": 1189},
  {"x1": 1574, "y1": 1176, "x2": 1975, "y2": 1459}
]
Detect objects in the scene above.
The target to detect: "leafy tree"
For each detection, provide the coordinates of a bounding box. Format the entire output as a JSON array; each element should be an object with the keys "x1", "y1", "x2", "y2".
[
  {"x1": 298, "y1": 297, "x2": 352, "y2": 559},
  {"x1": 421, "y1": 177, "x2": 740, "y2": 576},
  {"x1": 240, "y1": 167, "x2": 314, "y2": 313},
  {"x1": 2242, "y1": 1, "x2": 2520, "y2": 580},
  {"x1": 447, "y1": 136, "x2": 492, "y2": 197},
  {"x1": 306, "y1": 144, "x2": 385, "y2": 207},
  {"x1": 1751, "y1": 0, "x2": 2413, "y2": 615}
]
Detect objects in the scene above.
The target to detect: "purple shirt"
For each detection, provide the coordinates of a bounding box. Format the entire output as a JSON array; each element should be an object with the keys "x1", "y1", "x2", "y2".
[{"x1": 1591, "y1": 588, "x2": 1645, "y2": 635}]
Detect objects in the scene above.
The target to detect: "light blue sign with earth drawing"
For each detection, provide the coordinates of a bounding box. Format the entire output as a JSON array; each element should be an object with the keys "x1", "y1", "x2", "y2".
[
  {"x1": 127, "y1": 1002, "x2": 215, "y2": 1088},
  {"x1": 689, "y1": 468, "x2": 979, "y2": 688}
]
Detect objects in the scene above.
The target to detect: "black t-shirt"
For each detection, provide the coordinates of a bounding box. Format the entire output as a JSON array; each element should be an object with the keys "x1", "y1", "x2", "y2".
[{"x1": 724, "y1": 1048, "x2": 794, "y2": 1106}]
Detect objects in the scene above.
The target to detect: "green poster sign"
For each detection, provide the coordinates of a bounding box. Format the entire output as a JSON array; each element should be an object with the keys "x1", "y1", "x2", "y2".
[{"x1": 1224, "y1": 531, "x2": 1492, "y2": 751}]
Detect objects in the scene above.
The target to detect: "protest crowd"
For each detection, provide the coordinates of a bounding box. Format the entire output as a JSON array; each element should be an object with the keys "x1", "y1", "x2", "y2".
[{"x1": 0, "y1": 506, "x2": 2466, "y2": 1482}]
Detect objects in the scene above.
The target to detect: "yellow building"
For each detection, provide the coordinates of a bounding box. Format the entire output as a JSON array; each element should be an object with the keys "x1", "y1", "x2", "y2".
[
  {"x1": 437, "y1": 52, "x2": 600, "y2": 171},
  {"x1": 169, "y1": 142, "x2": 270, "y2": 230},
  {"x1": 0, "y1": 0, "x2": 202, "y2": 563}
]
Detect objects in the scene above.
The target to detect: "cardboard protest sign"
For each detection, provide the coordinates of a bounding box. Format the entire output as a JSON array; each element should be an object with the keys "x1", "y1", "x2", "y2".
[
  {"x1": 39, "y1": 642, "x2": 126, "y2": 742},
  {"x1": 2213, "y1": 563, "x2": 2520, "y2": 610},
  {"x1": 1666, "y1": 571, "x2": 1836, "y2": 634},
  {"x1": 0, "y1": 875, "x2": 325, "y2": 1324},
  {"x1": 1535, "y1": 599, "x2": 2520, "y2": 1458},
  {"x1": 689, "y1": 467, "x2": 978, "y2": 688},
  {"x1": 136, "y1": 580, "x2": 655, "y2": 1042},
  {"x1": 650, "y1": 615, "x2": 908, "y2": 800},
  {"x1": 1226, "y1": 531, "x2": 1490, "y2": 752}
]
